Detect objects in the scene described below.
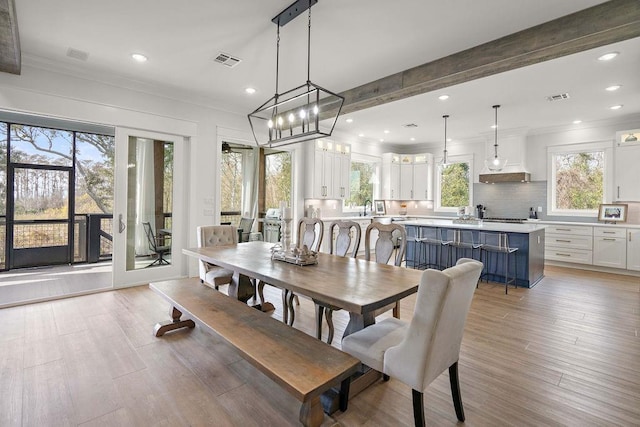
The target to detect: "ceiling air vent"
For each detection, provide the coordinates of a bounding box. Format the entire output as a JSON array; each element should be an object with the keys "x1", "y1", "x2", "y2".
[
  {"x1": 66, "y1": 48, "x2": 89, "y2": 61},
  {"x1": 546, "y1": 93, "x2": 570, "y2": 102},
  {"x1": 213, "y1": 52, "x2": 242, "y2": 68},
  {"x1": 402, "y1": 123, "x2": 418, "y2": 128}
]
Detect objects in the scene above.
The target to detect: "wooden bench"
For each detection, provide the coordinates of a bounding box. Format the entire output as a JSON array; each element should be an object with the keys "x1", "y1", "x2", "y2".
[{"x1": 149, "y1": 278, "x2": 360, "y2": 427}]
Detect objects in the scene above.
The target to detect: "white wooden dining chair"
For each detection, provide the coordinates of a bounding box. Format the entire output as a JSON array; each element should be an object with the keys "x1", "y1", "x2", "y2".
[
  {"x1": 316, "y1": 220, "x2": 361, "y2": 344},
  {"x1": 364, "y1": 222, "x2": 407, "y2": 318},
  {"x1": 283, "y1": 218, "x2": 325, "y2": 326},
  {"x1": 341, "y1": 258, "x2": 483, "y2": 427}
]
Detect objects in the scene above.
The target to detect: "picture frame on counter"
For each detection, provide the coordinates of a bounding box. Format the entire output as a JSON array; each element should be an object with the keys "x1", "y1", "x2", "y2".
[
  {"x1": 598, "y1": 203, "x2": 628, "y2": 223},
  {"x1": 374, "y1": 200, "x2": 386, "y2": 215}
]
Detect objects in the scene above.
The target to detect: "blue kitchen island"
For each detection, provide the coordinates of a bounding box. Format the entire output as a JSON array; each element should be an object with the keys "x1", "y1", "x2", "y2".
[{"x1": 397, "y1": 219, "x2": 547, "y2": 288}]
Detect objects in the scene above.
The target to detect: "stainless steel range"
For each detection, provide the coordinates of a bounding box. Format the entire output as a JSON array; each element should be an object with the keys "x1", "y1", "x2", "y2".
[{"x1": 482, "y1": 217, "x2": 528, "y2": 224}]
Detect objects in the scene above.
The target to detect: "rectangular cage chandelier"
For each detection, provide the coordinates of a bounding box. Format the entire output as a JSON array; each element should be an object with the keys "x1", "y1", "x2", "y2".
[{"x1": 248, "y1": 0, "x2": 344, "y2": 148}]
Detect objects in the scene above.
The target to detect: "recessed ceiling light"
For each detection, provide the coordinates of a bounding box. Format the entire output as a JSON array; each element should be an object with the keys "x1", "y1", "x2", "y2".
[
  {"x1": 446, "y1": 138, "x2": 452, "y2": 142},
  {"x1": 410, "y1": 137, "x2": 415, "y2": 141},
  {"x1": 491, "y1": 125, "x2": 497, "y2": 129},
  {"x1": 345, "y1": 118, "x2": 353, "y2": 123},
  {"x1": 379, "y1": 138, "x2": 384, "y2": 142},
  {"x1": 245, "y1": 87, "x2": 256, "y2": 94},
  {"x1": 609, "y1": 104, "x2": 623, "y2": 110},
  {"x1": 598, "y1": 52, "x2": 619, "y2": 61},
  {"x1": 383, "y1": 130, "x2": 390, "y2": 134},
  {"x1": 131, "y1": 53, "x2": 148, "y2": 62},
  {"x1": 605, "y1": 85, "x2": 621, "y2": 91},
  {"x1": 358, "y1": 133, "x2": 365, "y2": 137},
  {"x1": 573, "y1": 120, "x2": 582, "y2": 124},
  {"x1": 438, "y1": 95, "x2": 449, "y2": 101}
]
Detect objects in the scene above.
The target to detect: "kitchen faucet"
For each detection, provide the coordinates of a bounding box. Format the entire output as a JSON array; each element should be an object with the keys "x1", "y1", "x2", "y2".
[{"x1": 363, "y1": 199, "x2": 372, "y2": 216}]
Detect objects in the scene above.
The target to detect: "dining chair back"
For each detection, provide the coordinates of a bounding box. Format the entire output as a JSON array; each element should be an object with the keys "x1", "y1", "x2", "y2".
[
  {"x1": 341, "y1": 258, "x2": 483, "y2": 427},
  {"x1": 143, "y1": 222, "x2": 171, "y2": 267},
  {"x1": 297, "y1": 217, "x2": 324, "y2": 252},
  {"x1": 196, "y1": 225, "x2": 237, "y2": 290},
  {"x1": 329, "y1": 220, "x2": 361, "y2": 258},
  {"x1": 364, "y1": 222, "x2": 406, "y2": 267},
  {"x1": 364, "y1": 222, "x2": 407, "y2": 318}
]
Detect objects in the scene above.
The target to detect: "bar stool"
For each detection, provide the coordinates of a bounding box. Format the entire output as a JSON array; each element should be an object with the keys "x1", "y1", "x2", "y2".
[
  {"x1": 446, "y1": 229, "x2": 482, "y2": 268},
  {"x1": 479, "y1": 232, "x2": 518, "y2": 294},
  {"x1": 414, "y1": 227, "x2": 445, "y2": 270}
]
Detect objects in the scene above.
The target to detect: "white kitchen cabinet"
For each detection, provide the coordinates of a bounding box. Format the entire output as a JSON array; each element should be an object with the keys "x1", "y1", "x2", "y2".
[
  {"x1": 614, "y1": 130, "x2": 640, "y2": 201},
  {"x1": 399, "y1": 156, "x2": 414, "y2": 200},
  {"x1": 593, "y1": 227, "x2": 626, "y2": 269},
  {"x1": 627, "y1": 228, "x2": 640, "y2": 271},
  {"x1": 382, "y1": 153, "x2": 432, "y2": 200},
  {"x1": 333, "y1": 143, "x2": 351, "y2": 200},
  {"x1": 412, "y1": 155, "x2": 432, "y2": 201},
  {"x1": 382, "y1": 154, "x2": 401, "y2": 199},
  {"x1": 545, "y1": 225, "x2": 593, "y2": 265},
  {"x1": 306, "y1": 140, "x2": 350, "y2": 199}
]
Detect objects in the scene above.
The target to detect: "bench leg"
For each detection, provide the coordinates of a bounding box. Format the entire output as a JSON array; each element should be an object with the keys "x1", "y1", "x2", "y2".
[
  {"x1": 153, "y1": 306, "x2": 195, "y2": 337},
  {"x1": 299, "y1": 396, "x2": 324, "y2": 427}
]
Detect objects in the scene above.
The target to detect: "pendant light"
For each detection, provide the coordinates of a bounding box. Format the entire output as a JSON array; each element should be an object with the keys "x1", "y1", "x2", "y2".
[
  {"x1": 440, "y1": 114, "x2": 450, "y2": 168},
  {"x1": 248, "y1": 0, "x2": 344, "y2": 148},
  {"x1": 486, "y1": 104, "x2": 507, "y2": 171}
]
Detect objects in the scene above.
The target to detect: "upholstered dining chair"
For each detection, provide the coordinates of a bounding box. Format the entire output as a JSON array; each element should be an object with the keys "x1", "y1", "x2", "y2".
[
  {"x1": 315, "y1": 220, "x2": 362, "y2": 344},
  {"x1": 364, "y1": 222, "x2": 407, "y2": 318},
  {"x1": 196, "y1": 225, "x2": 237, "y2": 291},
  {"x1": 341, "y1": 258, "x2": 483, "y2": 427},
  {"x1": 283, "y1": 218, "x2": 325, "y2": 326}
]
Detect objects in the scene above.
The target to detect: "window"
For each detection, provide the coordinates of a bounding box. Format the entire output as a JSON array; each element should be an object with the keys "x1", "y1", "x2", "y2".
[
  {"x1": 345, "y1": 156, "x2": 378, "y2": 209},
  {"x1": 220, "y1": 150, "x2": 243, "y2": 213},
  {"x1": 435, "y1": 155, "x2": 473, "y2": 212},
  {"x1": 547, "y1": 141, "x2": 612, "y2": 216},
  {"x1": 264, "y1": 150, "x2": 291, "y2": 209}
]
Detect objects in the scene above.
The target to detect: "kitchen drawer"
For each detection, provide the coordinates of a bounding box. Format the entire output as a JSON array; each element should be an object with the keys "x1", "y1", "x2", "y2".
[
  {"x1": 593, "y1": 227, "x2": 626, "y2": 238},
  {"x1": 545, "y1": 247, "x2": 593, "y2": 265},
  {"x1": 545, "y1": 225, "x2": 593, "y2": 236},
  {"x1": 545, "y1": 234, "x2": 593, "y2": 250}
]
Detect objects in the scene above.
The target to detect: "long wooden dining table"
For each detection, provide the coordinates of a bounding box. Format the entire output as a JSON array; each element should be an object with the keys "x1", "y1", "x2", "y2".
[{"x1": 183, "y1": 241, "x2": 423, "y2": 339}]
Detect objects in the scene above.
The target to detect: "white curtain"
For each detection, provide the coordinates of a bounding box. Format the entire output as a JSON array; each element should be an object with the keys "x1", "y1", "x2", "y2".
[
  {"x1": 241, "y1": 147, "x2": 259, "y2": 230},
  {"x1": 135, "y1": 138, "x2": 156, "y2": 255}
]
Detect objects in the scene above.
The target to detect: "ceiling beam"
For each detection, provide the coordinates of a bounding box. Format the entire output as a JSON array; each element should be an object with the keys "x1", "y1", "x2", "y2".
[
  {"x1": 336, "y1": 0, "x2": 640, "y2": 116},
  {"x1": 0, "y1": 0, "x2": 20, "y2": 75}
]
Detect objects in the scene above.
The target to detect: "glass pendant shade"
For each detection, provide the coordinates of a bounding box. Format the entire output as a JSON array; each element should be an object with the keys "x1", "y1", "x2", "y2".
[{"x1": 485, "y1": 104, "x2": 507, "y2": 171}]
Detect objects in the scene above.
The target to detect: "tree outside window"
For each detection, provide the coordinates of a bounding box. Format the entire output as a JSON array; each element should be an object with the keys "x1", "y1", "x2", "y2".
[
  {"x1": 220, "y1": 151, "x2": 243, "y2": 213},
  {"x1": 553, "y1": 151, "x2": 604, "y2": 211},
  {"x1": 265, "y1": 151, "x2": 291, "y2": 209},
  {"x1": 440, "y1": 163, "x2": 470, "y2": 207},
  {"x1": 346, "y1": 160, "x2": 375, "y2": 207}
]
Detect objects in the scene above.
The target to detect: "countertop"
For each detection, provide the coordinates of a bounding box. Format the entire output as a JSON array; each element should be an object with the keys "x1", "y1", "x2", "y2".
[{"x1": 395, "y1": 218, "x2": 547, "y2": 233}]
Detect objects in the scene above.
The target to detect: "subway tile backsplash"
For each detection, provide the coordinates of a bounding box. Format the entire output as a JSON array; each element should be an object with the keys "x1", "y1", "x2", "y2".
[{"x1": 474, "y1": 181, "x2": 547, "y2": 219}]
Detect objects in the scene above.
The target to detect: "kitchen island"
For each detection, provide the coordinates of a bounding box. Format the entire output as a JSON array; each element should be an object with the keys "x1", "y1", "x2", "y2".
[{"x1": 397, "y1": 219, "x2": 546, "y2": 288}]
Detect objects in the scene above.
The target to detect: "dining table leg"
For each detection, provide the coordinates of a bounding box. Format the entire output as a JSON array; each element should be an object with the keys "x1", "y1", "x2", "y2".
[
  {"x1": 343, "y1": 312, "x2": 376, "y2": 339},
  {"x1": 227, "y1": 271, "x2": 256, "y2": 303}
]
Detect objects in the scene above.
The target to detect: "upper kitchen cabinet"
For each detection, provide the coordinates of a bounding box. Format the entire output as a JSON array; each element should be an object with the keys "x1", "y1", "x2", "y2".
[
  {"x1": 614, "y1": 129, "x2": 640, "y2": 202},
  {"x1": 382, "y1": 153, "x2": 433, "y2": 200},
  {"x1": 305, "y1": 139, "x2": 351, "y2": 200}
]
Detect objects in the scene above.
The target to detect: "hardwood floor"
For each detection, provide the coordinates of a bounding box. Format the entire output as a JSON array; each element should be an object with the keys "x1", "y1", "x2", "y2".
[{"x1": 0, "y1": 265, "x2": 638, "y2": 426}]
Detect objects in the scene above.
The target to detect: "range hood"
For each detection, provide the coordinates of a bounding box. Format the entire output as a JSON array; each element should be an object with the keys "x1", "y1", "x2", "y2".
[
  {"x1": 479, "y1": 172, "x2": 530, "y2": 183},
  {"x1": 479, "y1": 130, "x2": 531, "y2": 184}
]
